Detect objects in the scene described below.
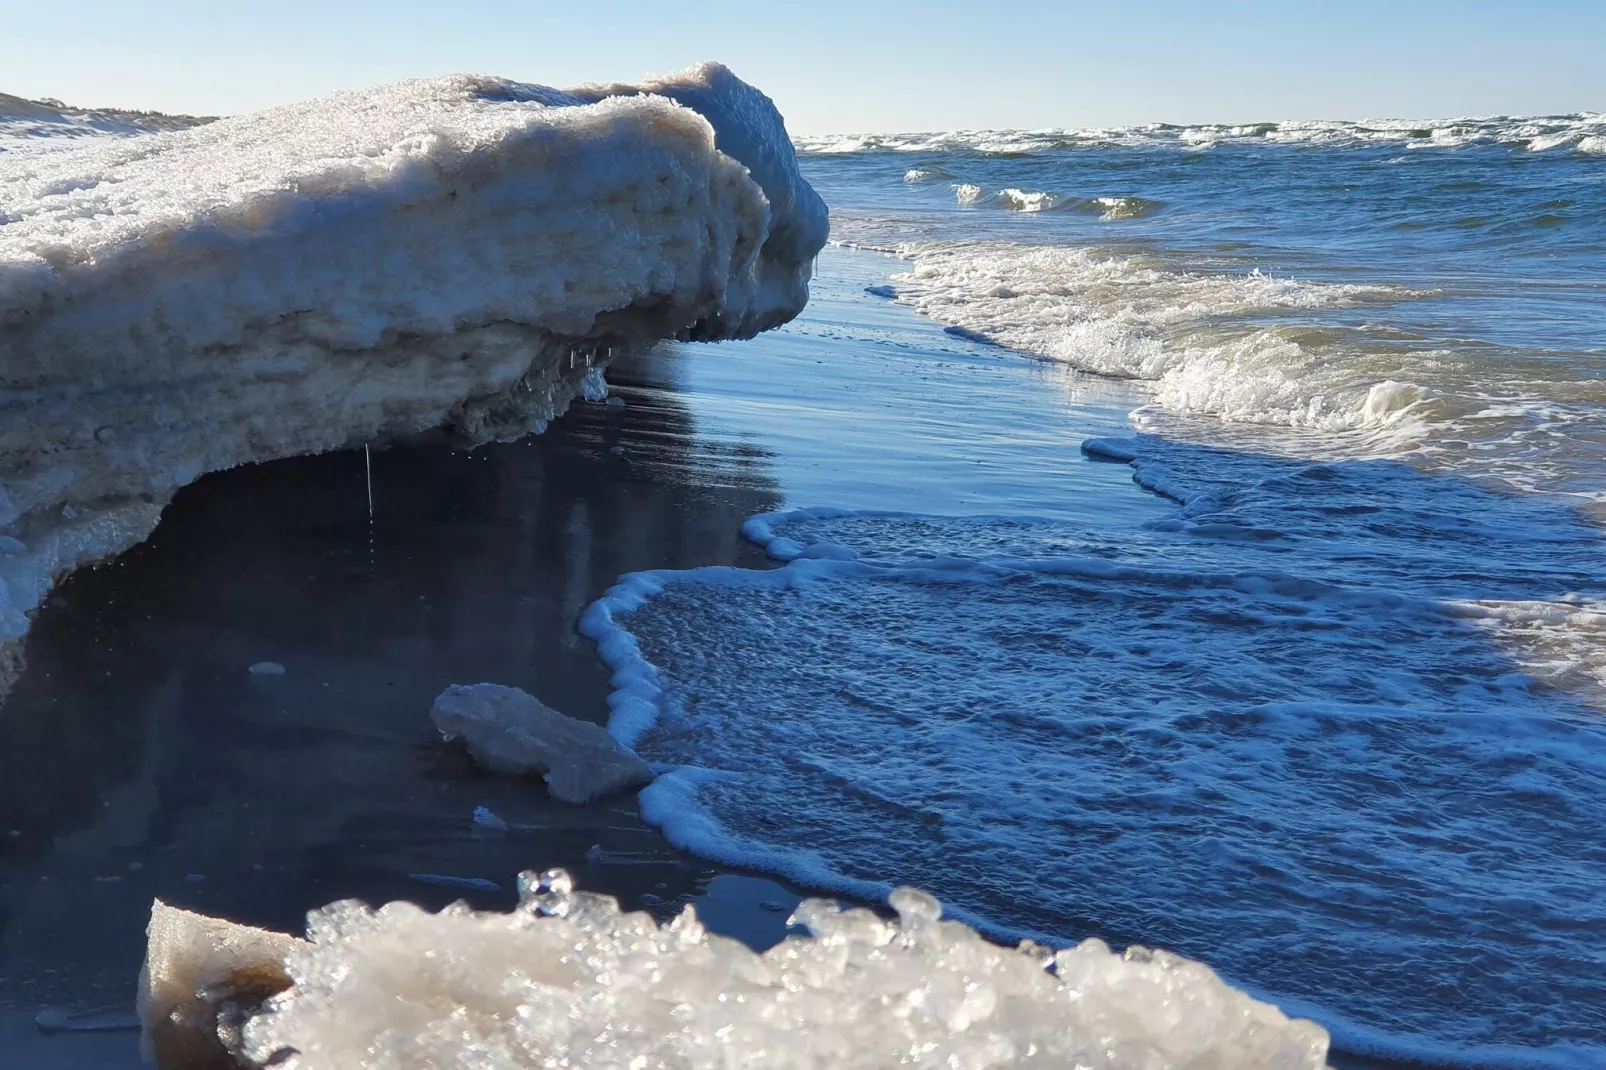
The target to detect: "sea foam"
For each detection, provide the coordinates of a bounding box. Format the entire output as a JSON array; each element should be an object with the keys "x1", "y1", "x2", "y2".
[
  {"x1": 793, "y1": 114, "x2": 1606, "y2": 156},
  {"x1": 579, "y1": 478, "x2": 1606, "y2": 1069},
  {"x1": 878, "y1": 241, "x2": 1427, "y2": 438}
]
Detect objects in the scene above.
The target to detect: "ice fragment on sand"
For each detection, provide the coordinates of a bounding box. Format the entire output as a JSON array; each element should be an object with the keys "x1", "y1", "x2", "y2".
[
  {"x1": 471, "y1": 805, "x2": 509, "y2": 831},
  {"x1": 208, "y1": 869, "x2": 1329, "y2": 1070},
  {"x1": 431, "y1": 682, "x2": 654, "y2": 803},
  {"x1": 138, "y1": 899, "x2": 304, "y2": 1067}
]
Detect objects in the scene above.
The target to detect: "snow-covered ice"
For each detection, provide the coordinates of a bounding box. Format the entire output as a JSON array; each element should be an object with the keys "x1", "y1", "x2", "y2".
[
  {"x1": 138, "y1": 899, "x2": 302, "y2": 1066},
  {"x1": 431, "y1": 682, "x2": 654, "y2": 803},
  {"x1": 0, "y1": 91, "x2": 212, "y2": 153},
  {"x1": 137, "y1": 871, "x2": 1330, "y2": 1069},
  {"x1": 0, "y1": 64, "x2": 827, "y2": 674}
]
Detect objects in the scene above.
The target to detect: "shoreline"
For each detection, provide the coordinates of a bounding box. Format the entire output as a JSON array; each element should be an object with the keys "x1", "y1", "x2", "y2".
[
  {"x1": 1, "y1": 247, "x2": 1444, "y2": 1069},
  {"x1": 0, "y1": 348, "x2": 818, "y2": 1067}
]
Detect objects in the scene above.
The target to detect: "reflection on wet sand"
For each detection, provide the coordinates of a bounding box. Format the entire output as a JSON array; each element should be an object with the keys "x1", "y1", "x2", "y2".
[{"x1": 0, "y1": 348, "x2": 803, "y2": 1067}]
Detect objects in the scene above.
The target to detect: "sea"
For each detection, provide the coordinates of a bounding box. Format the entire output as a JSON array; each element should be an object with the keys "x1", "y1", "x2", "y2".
[{"x1": 582, "y1": 116, "x2": 1606, "y2": 1069}]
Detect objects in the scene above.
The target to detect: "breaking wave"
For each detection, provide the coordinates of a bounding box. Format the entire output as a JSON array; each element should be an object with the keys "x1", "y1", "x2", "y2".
[
  {"x1": 582, "y1": 485, "x2": 1606, "y2": 1069},
  {"x1": 942, "y1": 185, "x2": 1164, "y2": 219},
  {"x1": 796, "y1": 113, "x2": 1606, "y2": 155},
  {"x1": 871, "y1": 240, "x2": 1429, "y2": 437}
]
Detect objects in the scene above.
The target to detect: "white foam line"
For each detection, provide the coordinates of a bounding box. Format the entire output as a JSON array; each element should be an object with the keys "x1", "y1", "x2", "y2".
[{"x1": 580, "y1": 503, "x2": 1604, "y2": 1070}]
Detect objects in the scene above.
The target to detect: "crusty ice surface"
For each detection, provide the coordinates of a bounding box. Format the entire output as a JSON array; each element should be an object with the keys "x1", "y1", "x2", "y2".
[
  {"x1": 0, "y1": 91, "x2": 212, "y2": 152},
  {"x1": 0, "y1": 64, "x2": 826, "y2": 670},
  {"x1": 431, "y1": 683, "x2": 654, "y2": 803},
  {"x1": 232, "y1": 869, "x2": 1328, "y2": 1070},
  {"x1": 138, "y1": 899, "x2": 304, "y2": 1063}
]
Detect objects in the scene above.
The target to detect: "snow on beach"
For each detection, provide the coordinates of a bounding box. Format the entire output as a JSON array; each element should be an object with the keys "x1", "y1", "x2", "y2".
[
  {"x1": 0, "y1": 64, "x2": 828, "y2": 672},
  {"x1": 0, "y1": 91, "x2": 213, "y2": 153}
]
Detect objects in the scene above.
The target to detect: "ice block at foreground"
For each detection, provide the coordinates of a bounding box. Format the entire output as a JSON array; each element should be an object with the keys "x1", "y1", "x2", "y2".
[
  {"x1": 0, "y1": 62, "x2": 828, "y2": 680},
  {"x1": 430, "y1": 682, "x2": 654, "y2": 803},
  {"x1": 138, "y1": 900, "x2": 304, "y2": 1069},
  {"x1": 138, "y1": 870, "x2": 1330, "y2": 1069}
]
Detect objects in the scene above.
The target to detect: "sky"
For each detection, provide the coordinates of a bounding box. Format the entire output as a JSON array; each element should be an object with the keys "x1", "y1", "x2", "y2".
[{"x1": 4, "y1": 0, "x2": 1603, "y2": 133}]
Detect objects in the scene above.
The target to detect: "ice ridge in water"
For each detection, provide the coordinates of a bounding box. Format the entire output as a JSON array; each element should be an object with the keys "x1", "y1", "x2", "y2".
[
  {"x1": 0, "y1": 64, "x2": 827, "y2": 672},
  {"x1": 204, "y1": 870, "x2": 1330, "y2": 1069}
]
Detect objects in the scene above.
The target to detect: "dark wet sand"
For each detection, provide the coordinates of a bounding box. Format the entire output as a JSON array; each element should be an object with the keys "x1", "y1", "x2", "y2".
[{"x1": 0, "y1": 350, "x2": 815, "y2": 1067}]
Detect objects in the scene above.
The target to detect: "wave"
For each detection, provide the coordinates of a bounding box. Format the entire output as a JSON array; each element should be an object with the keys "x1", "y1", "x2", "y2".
[
  {"x1": 874, "y1": 240, "x2": 1428, "y2": 435},
  {"x1": 951, "y1": 184, "x2": 1057, "y2": 211},
  {"x1": 854, "y1": 238, "x2": 1606, "y2": 498},
  {"x1": 943, "y1": 185, "x2": 1164, "y2": 219},
  {"x1": 0, "y1": 64, "x2": 827, "y2": 669},
  {"x1": 794, "y1": 113, "x2": 1606, "y2": 155},
  {"x1": 581, "y1": 499, "x2": 1606, "y2": 1070},
  {"x1": 1084, "y1": 195, "x2": 1164, "y2": 220}
]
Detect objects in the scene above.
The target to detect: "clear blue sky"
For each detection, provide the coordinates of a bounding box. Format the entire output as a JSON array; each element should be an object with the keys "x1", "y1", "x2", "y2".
[{"x1": 6, "y1": 0, "x2": 1603, "y2": 132}]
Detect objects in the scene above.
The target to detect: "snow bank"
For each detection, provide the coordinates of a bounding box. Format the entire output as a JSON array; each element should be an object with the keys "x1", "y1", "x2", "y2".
[
  {"x1": 0, "y1": 65, "x2": 827, "y2": 674},
  {"x1": 431, "y1": 682, "x2": 653, "y2": 803},
  {"x1": 0, "y1": 91, "x2": 212, "y2": 152},
  {"x1": 141, "y1": 870, "x2": 1330, "y2": 1069}
]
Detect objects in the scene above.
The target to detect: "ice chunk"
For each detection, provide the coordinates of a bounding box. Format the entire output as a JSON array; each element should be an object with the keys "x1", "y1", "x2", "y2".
[
  {"x1": 138, "y1": 899, "x2": 304, "y2": 1067},
  {"x1": 0, "y1": 64, "x2": 826, "y2": 678},
  {"x1": 471, "y1": 805, "x2": 509, "y2": 831},
  {"x1": 219, "y1": 869, "x2": 1329, "y2": 1070},
  {"x1": 431, "y1": 682, "x2": 654, "y2": 803}
]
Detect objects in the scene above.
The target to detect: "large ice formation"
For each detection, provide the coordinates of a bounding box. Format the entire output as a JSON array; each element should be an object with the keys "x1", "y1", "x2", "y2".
[
  {"x1": 431, "y1": 682, "x2": 654, "y2": 803},
  {"x1": 140, "y1": 871, "x2": 1330, "y2": 1070},
  {"x1": 0, "y1": 65, "x2": 827, "y2": 676}
]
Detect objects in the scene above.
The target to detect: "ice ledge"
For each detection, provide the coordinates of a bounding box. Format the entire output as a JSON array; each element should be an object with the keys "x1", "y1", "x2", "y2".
[{"x1": 0, "y1": 64, "x2": 827, "y2": 676}]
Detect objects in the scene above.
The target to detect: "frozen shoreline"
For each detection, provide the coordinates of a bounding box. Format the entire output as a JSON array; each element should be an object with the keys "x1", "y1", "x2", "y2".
[{"x1": 0, "y1": 65, "x2": 827, "y2": 679}]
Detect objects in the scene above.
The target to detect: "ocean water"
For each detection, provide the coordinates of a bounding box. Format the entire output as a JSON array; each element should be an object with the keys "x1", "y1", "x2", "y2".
[{"x1": 583, "y1": 122, "x2": 1606, "y2": 1069}]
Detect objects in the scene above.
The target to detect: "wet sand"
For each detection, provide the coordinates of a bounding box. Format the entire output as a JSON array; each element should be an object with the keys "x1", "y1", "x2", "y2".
[
  {"x1": 0, "y1": 349, "x2": 820, "y2": 1067},
  {"x1": 0, "y1": 247, "x2": 1425, "y2": 1069}
]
